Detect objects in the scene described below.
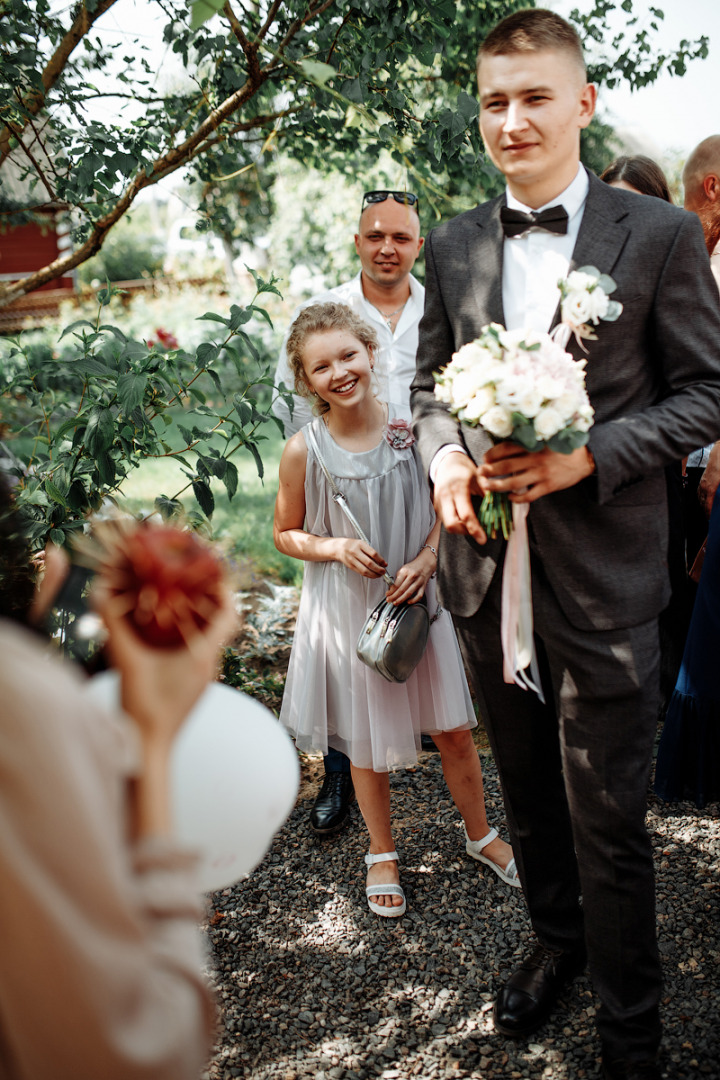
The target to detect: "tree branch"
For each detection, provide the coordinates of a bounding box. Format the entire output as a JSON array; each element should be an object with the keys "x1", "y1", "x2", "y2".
[
  {"x1": 257, "y1": 0, "x2": 283, "y2": 42},
  {"x1": 11, "y1": 129, "x2": 57, "y2": 203},
  {"x1": 0, "y1": 64, "x2": 281, "y2": 306},
  {"x1": 326, "y1": 9, "x2": 353, "y2": 64},
  {"x1": 223, "y1": 0, "x2": 251, "y2": 52},
  {"x1": 276, "y1": 0, "x2": 337, "y2": 57},
  {"x1": 0, "y1": 0, "x2": 120, "y2": 167}
]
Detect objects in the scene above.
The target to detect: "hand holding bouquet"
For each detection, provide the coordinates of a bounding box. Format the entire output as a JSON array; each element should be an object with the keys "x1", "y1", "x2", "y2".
[{"x1": 434, "y1": 322, "x2": 594, "y2": 538}]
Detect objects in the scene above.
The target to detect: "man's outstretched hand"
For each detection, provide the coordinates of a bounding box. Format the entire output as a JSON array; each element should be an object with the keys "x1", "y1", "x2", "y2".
[{"x1": 433, "y1": 452, "x2": 488, "y2": 543}]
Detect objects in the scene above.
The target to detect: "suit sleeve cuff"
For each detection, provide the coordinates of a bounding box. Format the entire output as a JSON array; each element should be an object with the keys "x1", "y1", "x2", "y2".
[{"x1": 429, "y1": 443, "x2": 468, "y2": 484}]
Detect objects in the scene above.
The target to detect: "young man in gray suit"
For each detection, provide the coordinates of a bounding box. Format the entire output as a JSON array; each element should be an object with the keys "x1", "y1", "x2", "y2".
[{"x1": 411, "y1": 10, "x2": 720, "y2": 1080}]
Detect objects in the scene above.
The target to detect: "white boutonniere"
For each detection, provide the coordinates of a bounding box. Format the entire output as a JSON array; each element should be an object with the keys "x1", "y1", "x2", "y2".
[{"x1": 555, "y1": 266, "x2": 623, "y2": 350}]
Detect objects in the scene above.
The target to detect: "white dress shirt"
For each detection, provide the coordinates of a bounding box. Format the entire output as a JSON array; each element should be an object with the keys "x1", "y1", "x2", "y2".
[
  {"x1": 272, "y1": 271, "x2": 425, "y2": 437},
  {"x1": 431, "y1": 166, "x2": 589, "y2": 479},
  {"x1": 502, "y1": 165, "x2": 588, "y2": 332}
]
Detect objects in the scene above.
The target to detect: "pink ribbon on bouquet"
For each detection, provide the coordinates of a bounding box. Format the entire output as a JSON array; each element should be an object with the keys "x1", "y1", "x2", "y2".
[{"x1": 500, "y1": 502, "x2": 545, "y2": 701}]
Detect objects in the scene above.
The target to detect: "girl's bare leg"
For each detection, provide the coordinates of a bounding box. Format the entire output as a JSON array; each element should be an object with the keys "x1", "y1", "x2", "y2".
[
  {"x1": 432, "y1": 729, "x2": 514, "y2": 870},
  {"x1": 350, "y1": 764, "x2": 403, "y2": 909}
]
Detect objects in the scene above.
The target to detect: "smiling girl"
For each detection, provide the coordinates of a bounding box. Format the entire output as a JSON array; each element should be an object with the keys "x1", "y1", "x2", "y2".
[{"x1": 274, "y1": 302, "x2": 519, "y2": 917}]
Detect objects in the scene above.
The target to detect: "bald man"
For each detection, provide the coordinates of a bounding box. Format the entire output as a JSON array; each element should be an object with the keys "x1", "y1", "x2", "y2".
[{"x1": 683, "y1": 134, "x2": 720, "y2": 289}]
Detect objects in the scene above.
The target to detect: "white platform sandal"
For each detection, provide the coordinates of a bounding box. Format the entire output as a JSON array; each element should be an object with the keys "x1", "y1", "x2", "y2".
[
  {"x1": 465, "y1": 826, "x2": 521, "y2": 888},
  {"x1": 364, "y1": 851, "x2": 406, "y2": 917}
]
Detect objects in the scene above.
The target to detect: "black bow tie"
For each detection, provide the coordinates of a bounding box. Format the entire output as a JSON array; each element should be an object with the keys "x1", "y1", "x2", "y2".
[{"x1": 500, "y1": 204, "x2": 569, "y2": 238}]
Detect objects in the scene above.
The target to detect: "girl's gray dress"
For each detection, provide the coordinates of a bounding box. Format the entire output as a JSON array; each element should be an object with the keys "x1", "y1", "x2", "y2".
[{"x1": 280, "y1": 404, "x2": 476, "y2": 772}]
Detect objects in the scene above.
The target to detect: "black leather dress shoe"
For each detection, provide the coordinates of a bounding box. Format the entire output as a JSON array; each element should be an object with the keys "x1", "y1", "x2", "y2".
[
  {"x1": 602, "y1": 1056, "x2": 663, "y2": 1079},
  {"x1": 493, "y1": 942, "x2": 586, "y2": 1037},
  {"x1": 309, "y1": 773, "x2": 354, "y2": 835}
]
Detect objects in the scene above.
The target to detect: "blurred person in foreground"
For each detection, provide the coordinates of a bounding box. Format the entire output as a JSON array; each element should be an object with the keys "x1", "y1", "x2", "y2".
[{"x1": 0, "y1": 477, "x2": 236, "y2": 1080}]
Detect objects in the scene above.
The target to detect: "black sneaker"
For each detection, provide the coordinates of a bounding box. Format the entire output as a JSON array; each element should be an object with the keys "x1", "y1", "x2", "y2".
[{"x1": 309, "y1": 773, "x2": 355, "y2": 835}]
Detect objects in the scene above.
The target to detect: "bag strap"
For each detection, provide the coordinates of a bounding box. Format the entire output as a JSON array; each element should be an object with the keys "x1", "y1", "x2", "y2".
[
  {"x1": 304, "y1": 421, "x2": 443, "y2": 624},
  {"x1": 305, "y1": 422, "x2": 394, "y2": 586}
]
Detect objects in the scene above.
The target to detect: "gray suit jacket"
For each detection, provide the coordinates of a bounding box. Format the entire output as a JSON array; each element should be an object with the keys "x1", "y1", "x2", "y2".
[{"x1": 411, "y1": 171, "x2": 720, "y2": 631}]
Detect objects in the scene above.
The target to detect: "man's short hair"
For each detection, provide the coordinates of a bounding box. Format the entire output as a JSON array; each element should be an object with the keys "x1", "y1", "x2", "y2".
[{"x1": 477, "y1": 8, "x2": 586, "y2": 80}]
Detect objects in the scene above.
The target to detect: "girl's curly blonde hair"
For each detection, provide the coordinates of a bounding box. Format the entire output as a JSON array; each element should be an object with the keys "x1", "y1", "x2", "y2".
[{"x1": 285, "y1": 301, "x2": 379, "y2": 416}]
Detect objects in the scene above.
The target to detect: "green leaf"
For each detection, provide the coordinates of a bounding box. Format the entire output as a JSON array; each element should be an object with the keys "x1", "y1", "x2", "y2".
[
  {"x1": 58, "y1": 319, "x2": 97, "y2": 341},
  {"x1": 197, "y1": 312, "x2": 231, "y2": 326},
  {"x1": 189, "y1": 0, "x2": 224, "y2": 29},
  {"x1": 547, "y1": 430, "x2": 589, "y2": 454},
  {"x1": 44, "y1": 479, "x2": 69, "y2": 507},
  {"x1": 229, "y1": 304, "x2": 252, "y2": 330},
  {"x1": 206, "y1": 367, "x2": 223, "y2": 394},
  {"x1": 246, "y1": 440, "x2": 264, "y2": 481},
  {"x1": 234, "y1": 397, "x2": 253, "y2": 426},
  {"x1": 96, "y1": 450, "x2": 116, "y2": 485},
  {"x1": 75, "y1": 357, "x2": 113, "y2": 377},
  {"x1": 512, "y1": 424, "x2": 539, "y2": 452},
  {"x1": 154, "y1": 494, "x2": 184, "y2": 521},
  {"x1": 192, "y1": 478, "x2": 215, "y2": 516},
  {"x1": 299, "y1": 60, "x2": 336, "y2": 87},
  {"x1": 196, "y1": 342, "x2": 221, "y2": 367},
  {"x1": 120, "y1": 340, "x2": 150, "y2": 363},
  {"x1": 247, "y1": 304, "x2": 274, "y2": 329},
  {"x1": 178, "y1": 424, "x2": 194, "y2": 446},
  {"x1": 84, "y1": 406, "x2": 115, "y2": 454},
  {"x1": 245, "y1": 267, "x2": 283, "y2": 298},
  {"x1": 49, "y1": 528, "x2": 66, "y2": 547},
  {"x1": 54, "y1": 416, "x2": 83, "y2": 441},
  {"x1": 223, "y1": 460, "x2": 238, "y2": 500},
  {"x1": 67, "y1": 479, "x2": 88, "y2": 511},
  {"x1": 117, "y1": 372, "x2": 148, "y2": 414}
]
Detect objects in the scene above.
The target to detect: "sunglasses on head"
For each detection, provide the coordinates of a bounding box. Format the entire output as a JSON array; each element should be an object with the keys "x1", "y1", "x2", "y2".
[{"x1": 361, "y1": 189, "x2": 419, "y2": 212}]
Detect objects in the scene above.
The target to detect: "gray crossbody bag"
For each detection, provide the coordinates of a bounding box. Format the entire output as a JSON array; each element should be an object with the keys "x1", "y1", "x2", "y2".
[{"x1": 305, "y1": 423, "x2": 442, "y2": 683}]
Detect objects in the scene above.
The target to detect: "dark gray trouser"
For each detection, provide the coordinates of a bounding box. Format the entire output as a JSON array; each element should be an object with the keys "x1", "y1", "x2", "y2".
[
  {"x1": 324, "y1": 747, "x2": 352, "y2": 775},
  {"x1": 453, "y1": 555, "x2": 662, "y2": 1062}
]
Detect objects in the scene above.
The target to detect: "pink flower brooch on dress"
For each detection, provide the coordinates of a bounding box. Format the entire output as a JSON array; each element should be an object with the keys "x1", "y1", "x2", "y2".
[{"x1": 385, "y1": 417, "x2": 415, "y2": 450}]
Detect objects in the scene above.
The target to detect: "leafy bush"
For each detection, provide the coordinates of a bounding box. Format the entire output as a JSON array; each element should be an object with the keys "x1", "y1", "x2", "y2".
[
  {"x1": 0, "y1": 271, "x2": 293, "y2": 550},
  {"x1": 78, "y1": 232, "x2": 164, "y2": 285}
]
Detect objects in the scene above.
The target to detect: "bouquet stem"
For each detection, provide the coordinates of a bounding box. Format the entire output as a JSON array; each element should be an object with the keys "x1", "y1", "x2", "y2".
[{"x1": 479, "y1": 492, "x2": 513, "y2": 540}]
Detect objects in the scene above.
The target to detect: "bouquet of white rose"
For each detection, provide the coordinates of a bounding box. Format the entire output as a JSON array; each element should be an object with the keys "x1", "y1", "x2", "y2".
[{"x1": 433, "y1": 322, "x2": 594, "y2": 539}]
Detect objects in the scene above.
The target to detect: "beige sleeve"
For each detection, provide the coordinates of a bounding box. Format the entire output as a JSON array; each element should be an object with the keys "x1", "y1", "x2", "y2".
[{"x1": 0, "y1": 625, "x2": 215, "y2": 1080}]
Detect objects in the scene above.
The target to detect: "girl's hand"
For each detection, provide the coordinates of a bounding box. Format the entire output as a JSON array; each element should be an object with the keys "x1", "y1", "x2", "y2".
[
  {"x1": 385, "y1": 550, "x2": 435, "y2": 606},
  {"x1": 336, "y1": 538, "x2": 387, "y2": 578}
]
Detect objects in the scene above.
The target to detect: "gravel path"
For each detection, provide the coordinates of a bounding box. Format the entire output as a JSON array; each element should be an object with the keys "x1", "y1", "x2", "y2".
[{"x1": 200, "y1": 747, "x2": 719, "y2": 1080}]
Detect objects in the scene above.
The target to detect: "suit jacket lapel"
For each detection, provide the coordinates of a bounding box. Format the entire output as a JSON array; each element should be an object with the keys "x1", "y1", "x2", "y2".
[
  {"x1": 549, "y1": 171, "x2": 631, "y2": 332},
  {"x1": 468, "y1": 196, "x2": 506, "y2": 327}
]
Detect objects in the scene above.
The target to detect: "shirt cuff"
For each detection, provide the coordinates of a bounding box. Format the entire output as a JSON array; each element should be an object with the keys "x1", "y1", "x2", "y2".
[{"x1": 429, "y1": 443, "x2": 468, "y2": 484}]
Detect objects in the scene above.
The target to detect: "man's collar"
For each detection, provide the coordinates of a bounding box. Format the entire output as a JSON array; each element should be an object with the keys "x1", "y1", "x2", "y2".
[
  {"x1": 505, "y1": 164, "x2": 588, "y2": 219},
  {"x1": 357, "y1": 270, "x2": 424, "y2": 304}
]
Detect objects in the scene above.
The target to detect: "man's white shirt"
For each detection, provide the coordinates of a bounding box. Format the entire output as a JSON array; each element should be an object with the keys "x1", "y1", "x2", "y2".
[
  {"x1": 502, "y1": 165, "x2": 588, "y2": 332},
  {"x1": 431, "y1": 165, "x2": 589, "y2": 479},
  {"x1": 272, "y1": 271, "x2": 425, "y2": 437}
]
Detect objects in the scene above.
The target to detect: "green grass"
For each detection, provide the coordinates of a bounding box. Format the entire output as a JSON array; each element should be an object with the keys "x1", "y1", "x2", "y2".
[{"x1": 114, "y1": 425, "x2": 301, "y2": 586}]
